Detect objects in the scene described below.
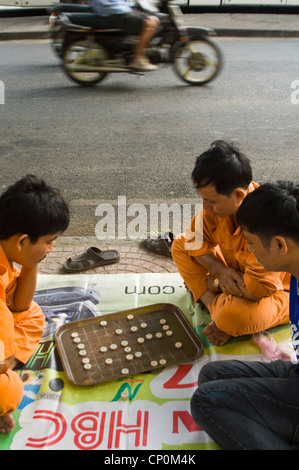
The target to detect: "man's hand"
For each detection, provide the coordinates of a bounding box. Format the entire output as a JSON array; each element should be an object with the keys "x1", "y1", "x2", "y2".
[
  {"x1": 214, "y1": 265, "x2": 245, "y2": 297},
  {"x1": 212, "y1": 265, "x2": 261, "y2": 302},
  {"x1": 196, "y1": 254, "x2": 245, "y2": 297},
  {"x1": 196, "y1": 254, "x2": 262, "y2": 302}
]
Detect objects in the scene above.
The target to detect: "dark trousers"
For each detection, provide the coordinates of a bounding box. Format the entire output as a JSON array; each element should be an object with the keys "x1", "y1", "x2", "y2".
[{"x1": 191, "y1": 359, "x2": 299, "y2": 450}]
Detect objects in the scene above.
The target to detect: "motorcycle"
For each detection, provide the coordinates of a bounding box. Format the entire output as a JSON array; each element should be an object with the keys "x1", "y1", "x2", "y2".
[
  {"x1": 50, "y1": 0, "x2": 222, "y2": 87},
  {"x1": 48, "y1": 3, "x2": 93, "y2": 58}
]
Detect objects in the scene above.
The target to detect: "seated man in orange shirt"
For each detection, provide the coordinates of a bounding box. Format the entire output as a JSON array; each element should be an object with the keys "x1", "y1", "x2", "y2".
[
  {"x1": 0, "y1": 175, "x2": 69, "y2": 434},
  {"x1": 172, "y1": 140, "x2": 290, "y2": 346}
]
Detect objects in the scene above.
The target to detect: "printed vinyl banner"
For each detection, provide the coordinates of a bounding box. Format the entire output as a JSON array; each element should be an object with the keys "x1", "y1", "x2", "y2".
[{"x1": 0, "y1": 273, "x2": 292, "y2": 451}]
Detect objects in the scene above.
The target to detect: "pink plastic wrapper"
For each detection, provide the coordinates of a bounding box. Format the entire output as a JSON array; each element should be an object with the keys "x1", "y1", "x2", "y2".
[{"x1": 252, "y1": 331, "x2": 296, "y2": 362}]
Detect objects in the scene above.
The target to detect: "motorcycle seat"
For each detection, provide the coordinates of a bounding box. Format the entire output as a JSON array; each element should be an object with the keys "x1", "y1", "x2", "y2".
[{"x1": 65, "y1": 12, "x2": 124, "y2": 30}]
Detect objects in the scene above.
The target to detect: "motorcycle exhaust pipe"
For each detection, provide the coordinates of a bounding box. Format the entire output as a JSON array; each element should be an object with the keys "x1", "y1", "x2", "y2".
[{"x1": 66, "y1": 64, "x2": 131, "y2": 73}]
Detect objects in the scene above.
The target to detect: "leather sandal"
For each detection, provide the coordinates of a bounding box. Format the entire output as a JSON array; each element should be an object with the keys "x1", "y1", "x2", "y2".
[
  {"x1": 140, "y1": 232, "x2": 174, "y2": 257},
  {"x1": 62, "y1": 246, "x2": 120, "y2": 272}
]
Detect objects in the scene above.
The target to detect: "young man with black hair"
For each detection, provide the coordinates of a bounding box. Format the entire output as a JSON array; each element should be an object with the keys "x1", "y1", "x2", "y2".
[
  {"x1": 0, "y1": 175, "x2": 69, "y2": 434},
  {"x1": 172, "y1": 141, "x2": 290, "y2": 345},
  {"x1": 190, "y1": 180, "x2": 299, "y2": 450}
]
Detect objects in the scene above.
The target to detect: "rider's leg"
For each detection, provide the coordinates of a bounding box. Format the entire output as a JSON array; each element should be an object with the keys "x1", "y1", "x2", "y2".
[{"x1": 133, "y1": 15, "x2": 160, "y2": 61}]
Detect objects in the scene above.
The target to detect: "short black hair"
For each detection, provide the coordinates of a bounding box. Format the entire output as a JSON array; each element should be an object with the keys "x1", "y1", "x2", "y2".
[
  {"x1": 237, "y1": 180, "x2": 299, "y2": 245},
  {"x1": 0, "y1": 174, "x2": 70, "y2": 243},
  {"x1": 192, "y1": 140, "x2": 252, "y2": 196}
]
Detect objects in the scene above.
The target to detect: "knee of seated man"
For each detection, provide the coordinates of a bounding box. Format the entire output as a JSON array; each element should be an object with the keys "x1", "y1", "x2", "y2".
[
  {"x1": 197, "y1": 361, "x2": 223, "y2": 385},
  {"x1": 0, "y1": 370, "x2": 23, "y2": 416},
  {"x1": 28, "y1": 302, "x2": 46, "y2": 328},
  {"x1": 212, "y1": 295, "x2": 251, "y2": 336},
  {"x1": 191, "y1": 380, "x2": 222, "y2": 418}
]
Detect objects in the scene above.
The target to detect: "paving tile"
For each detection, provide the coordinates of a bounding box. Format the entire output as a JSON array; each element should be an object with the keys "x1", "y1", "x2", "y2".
[{"x1": 38, "y1": 241, "x2": 176, "y2": 275}]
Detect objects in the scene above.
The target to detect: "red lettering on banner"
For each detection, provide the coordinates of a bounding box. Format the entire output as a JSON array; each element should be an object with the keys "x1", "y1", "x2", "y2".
[
  {"x1": 71, "y1": 412, "x2": 106, "y2": 450},
  {"x1": 172, "y1": 411, "x2": 202, "y2": 433},
  {"x1": 25, "y1": 407, "x2": 200, "y2": 449},
  {"x1": 26, "y1": 410, "x2": 67, "y2": 448},
  {"x1": 163, "y1": 364, "x2": 198, "y2": 389},
  {"x1": 108, "y1": 410, "x2": 149, "y2": 449}
]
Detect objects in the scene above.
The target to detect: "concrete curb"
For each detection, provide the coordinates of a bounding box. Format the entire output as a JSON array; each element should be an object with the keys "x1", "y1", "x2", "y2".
[
  {"x1": 0, "y1": 31, "x2": 49, "y2": 40},
  {"x1": 214, "y1": 28, "x2": 299, "y2": 37}
]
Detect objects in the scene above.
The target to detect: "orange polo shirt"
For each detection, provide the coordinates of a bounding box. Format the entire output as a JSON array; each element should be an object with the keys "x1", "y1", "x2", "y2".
[
  {"x1": 0, "y1": 245, "x2": 19, "y2": 361},
  {"x1": 183, "y1": 182, "x2": 290, "y2": 298}
]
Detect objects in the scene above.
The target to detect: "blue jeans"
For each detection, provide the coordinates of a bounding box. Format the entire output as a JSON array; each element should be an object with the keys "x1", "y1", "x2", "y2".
[{"x1": 190, "y1": 360, "x2": 299, "y2": 450}]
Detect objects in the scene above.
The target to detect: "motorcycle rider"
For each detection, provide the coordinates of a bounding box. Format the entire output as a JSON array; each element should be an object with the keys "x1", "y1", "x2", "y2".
[{"x1": 91, "y1": 0, "x2": 160, "y2": 72}]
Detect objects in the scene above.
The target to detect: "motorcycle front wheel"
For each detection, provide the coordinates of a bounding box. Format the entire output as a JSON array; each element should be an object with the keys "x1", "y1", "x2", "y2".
[
  {"x1": 173, "y1": 37, "x2": 222, "y2": 86},
  {"x1": 63, "y1": 37, "x2": 109, "y2": 86}
]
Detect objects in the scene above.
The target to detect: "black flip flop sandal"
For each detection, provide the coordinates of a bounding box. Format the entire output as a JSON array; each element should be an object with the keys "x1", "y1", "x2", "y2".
[
  {"x1": 62, "y1": 246, "x2": 120, "y2": 273},
  {"x1": 140, "y1": 232, "x2": 174, "y2": 257}
]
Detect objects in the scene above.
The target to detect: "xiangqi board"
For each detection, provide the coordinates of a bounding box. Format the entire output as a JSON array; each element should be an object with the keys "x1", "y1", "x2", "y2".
[{"x1": 54, "y1": 303, "x2": 203, "y2": 386}]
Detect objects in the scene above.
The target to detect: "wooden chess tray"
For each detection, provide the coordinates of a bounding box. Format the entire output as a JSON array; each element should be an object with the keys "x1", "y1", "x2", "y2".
[{"x1": 54, "y1": 303, "x2": 203, "y2": 386}]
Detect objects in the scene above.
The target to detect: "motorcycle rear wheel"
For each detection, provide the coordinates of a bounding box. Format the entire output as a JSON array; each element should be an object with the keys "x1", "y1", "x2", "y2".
[
  {"x1": 63, "y1": 38, "x2": 109, "y2": 86},
  {"x1": 173, "y1": 37, "x2": 222, "y2": 86}
]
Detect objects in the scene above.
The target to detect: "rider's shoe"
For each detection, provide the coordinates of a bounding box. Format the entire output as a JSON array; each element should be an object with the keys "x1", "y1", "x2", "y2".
[{"x1": 130, "y1": 58, "x2": 158, "y2": 72}]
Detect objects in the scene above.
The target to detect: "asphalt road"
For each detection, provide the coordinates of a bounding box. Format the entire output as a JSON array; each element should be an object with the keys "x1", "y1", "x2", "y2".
[{"x1": 1, "y1": 38, "x2": 299, "y2": 237}]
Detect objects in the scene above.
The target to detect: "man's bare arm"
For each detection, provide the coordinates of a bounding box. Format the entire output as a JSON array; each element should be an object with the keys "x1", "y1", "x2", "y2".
[{"x1": 11, "y1": 265, "x2": 38, "y2": 312}]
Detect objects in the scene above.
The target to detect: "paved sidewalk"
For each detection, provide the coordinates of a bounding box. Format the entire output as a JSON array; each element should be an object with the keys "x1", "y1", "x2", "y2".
[
  {"x1": 1, "y1": 11, "x2": 299, "y2": 40},
  {"x1": 38, "y1": 237, "x2": 177, "y2": 275}
]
